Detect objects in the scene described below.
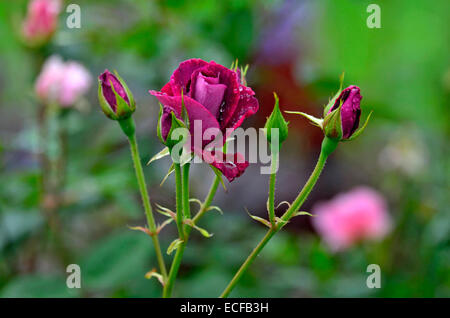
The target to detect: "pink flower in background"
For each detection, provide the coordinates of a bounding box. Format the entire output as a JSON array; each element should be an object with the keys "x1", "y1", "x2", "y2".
[
  {"x1": 35, "y1": 55, "x2": 92, "y2": 107},
  {"x1": 312, "y1": 187, "x2": 391, "y2": 251},
  {"x1": 22, "y1": 0, "x2": 61, "y2": 44}
]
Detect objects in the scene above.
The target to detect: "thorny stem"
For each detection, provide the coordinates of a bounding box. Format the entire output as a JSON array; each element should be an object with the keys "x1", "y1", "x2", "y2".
[
  {"x1": 174, "y1": 164, "x2": 185, "y2": 240},
  {"x1": 267, "y1": 149, "x2": 278, "y2": 226},
  {"x1": 220, "y1": 138, "x2": 338, "y2": 298},
  {"x1": 126, "y1": 126, "x2": 168, "y2": 281},
  {"x1": 163, "y1": 172, "x2": 221, "y2": 298},
  {"x1": 193, "y1": 175, "x2": 221, "y2": 224},
  {"x1": 163, "y1": 163, "x2": 190, "y2": 298}
]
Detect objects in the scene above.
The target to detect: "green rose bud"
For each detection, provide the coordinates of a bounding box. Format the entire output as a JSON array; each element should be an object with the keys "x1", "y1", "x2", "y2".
[{"x1": 264, "y1": 93, "x2": 289, "y2": 147}]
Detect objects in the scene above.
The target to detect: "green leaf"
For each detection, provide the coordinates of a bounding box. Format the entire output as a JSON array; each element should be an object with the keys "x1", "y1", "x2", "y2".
[
  {"x1": 167, "y1": 238, "x2": 184, "y2": 255},
  {"x1": 147, "y1": 147, "x2": 170, "y2": 165}
]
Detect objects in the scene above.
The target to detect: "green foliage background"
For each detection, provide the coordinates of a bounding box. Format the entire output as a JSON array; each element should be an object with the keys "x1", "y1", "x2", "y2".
[{"x1": 0, "y1": 0, "x2": 448, "y2": 297}]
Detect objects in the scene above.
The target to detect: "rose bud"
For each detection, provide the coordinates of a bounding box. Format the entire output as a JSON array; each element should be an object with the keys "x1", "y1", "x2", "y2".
[
  {"x1": 98, "y1": 69, "x2": 135, "y2": 121},
  {"x1": 150, "y1": 59, "x2": 259, "y2": 182},
  {"x1": 22, "y1": 0, "x2": 61, "y2": 46},
  {"x1": 287, "y1": 79, "x2": 371, "y2": 153},
  {"x1": 323, "y1": 85, "x2": 362, "y2": 140},
  {"x1": 264, "y1": 93, "x2": 289, "y2": 148}
]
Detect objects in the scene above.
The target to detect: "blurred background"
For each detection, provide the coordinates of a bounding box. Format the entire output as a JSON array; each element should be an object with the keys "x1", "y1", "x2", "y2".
[{"x1": 0, "y1": 0, "x2": 449, "y2": 297}]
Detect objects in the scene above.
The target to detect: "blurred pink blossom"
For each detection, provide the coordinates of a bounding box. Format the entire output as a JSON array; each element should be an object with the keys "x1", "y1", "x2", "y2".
[
  {"x1": 312, "y1": 187, "x2": 391, "y2": 251},
  {"x1": 35, "y1": 55, "x2": 92, "y2": 107},
  {"x1": 22, "y1": 0, "x2": 61, "y2": 44}
]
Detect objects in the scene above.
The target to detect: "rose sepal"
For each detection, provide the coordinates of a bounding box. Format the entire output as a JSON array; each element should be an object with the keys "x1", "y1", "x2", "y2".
[
  {"x1": 109, "y1": 78, "x2": 134, "y2": 120},
  {"x1": 322, "y1": 102, "x2": 343, "y2": 141},
  {"x1": 284, "y1": 111, "x2": 323, "y2": 128},
  {"x1": 98, "y1": 80, "x2": 118, "y2": 120},
  {"x1": 323, "y1": 72, "x2": 345, "y2": 116},
  {"x1": 113, "y1": 70, "x2": 136, "y2": 112},
  {"x1": 342, "y1": 111, "x2": 373, "y2": 142}
]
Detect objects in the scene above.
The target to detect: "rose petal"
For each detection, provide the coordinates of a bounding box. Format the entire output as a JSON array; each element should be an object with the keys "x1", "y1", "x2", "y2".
[
  {"x1": 224, "y1": 85, "x2": 259, "y2": 135},
  {"x1": 170, "y1": 58, "x2": 208, "y2": 95},
  {"x1": 199, "y1": 149, "x2": 249, "y2": 182},
  {"x1": 149, "y1": 90, "x2": 221, "y2": 146},
  {"x1": 194, "y1": 73, "x2": 227, "y2": 118},
  {"x1": 189, "y1": 61, "x2": 240, "y2": 129},
  {"x1": 329, "y1": 85, "x2": 362, "y2": 139}
]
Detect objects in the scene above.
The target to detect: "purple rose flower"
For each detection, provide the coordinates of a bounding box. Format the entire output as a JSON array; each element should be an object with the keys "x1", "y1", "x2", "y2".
[
  {"x1": 327, "y1": 85, "x2": 362, "y2": 139},
  {"x1": 150, "y1": 59, "x2": 259, "y2": 181}
]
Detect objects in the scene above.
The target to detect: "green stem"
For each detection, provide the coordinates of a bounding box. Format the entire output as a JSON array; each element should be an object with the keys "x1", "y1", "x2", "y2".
[
  {"x1": 163, "y1": 171, "x2": 220, "y2": 298},
  {"x1": 193, "y1": 175, "x2": 220, "y2": 224},
  {"x1": 220, "y1": 228, "x2": 277, "y2": 298},
  {"x1": 280, "y1": 137, "x2": 337, "y2": 223},
  {"x1": 174, "y1": 164, "x2": 184, "y2": 240},
  {"x1": 163, "y1": 163, "x2": 191, "y2": 298},
  {"x1": 127, "y1": 129, "x2": 167, "y2": 281},
  {"x1": 220, "y1": 137, "x2": 338, "y2": 297},
  {"x1": 182, "y1": 163, "x2": 191, "y2": 222},
  {"x1": 267, "y1": 150, "x2": 278, "y2": 226},
  {"x1": 162, "y1": 241, "x2": 186, "y2": 298}
]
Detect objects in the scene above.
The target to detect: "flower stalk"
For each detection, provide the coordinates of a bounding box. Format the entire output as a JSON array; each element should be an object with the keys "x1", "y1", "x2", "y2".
[
  {"x1": 124, "y1": 117, "x2": 168, "y2": 281},
  {"x1": 163, "y1": 171, "x2": 221, "y2": 298},
  {"x1": 174, "y1": 163, "x2": 185, "y2": 240},
  {"x1": 193, "y1": 175, "x2": 221, "y2": 224},
  {"x1": 267, "y1": 148, "x2": 278, "y2": 227},
  {"x1": 163, "y1": 163, "x2": 191, "y2": 298},
  {"x1": 220, "y1": 137, "x2": 338, "y2": 298}
]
